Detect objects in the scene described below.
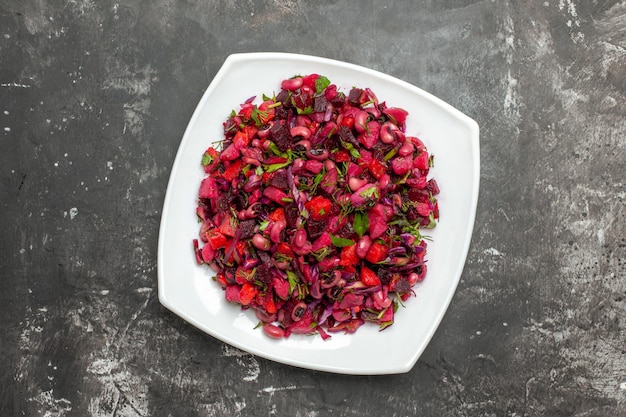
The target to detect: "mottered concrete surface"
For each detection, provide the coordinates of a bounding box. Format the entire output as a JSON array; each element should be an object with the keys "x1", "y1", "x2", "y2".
[{"x1": 1, "y1": 1, "x2": 624, "y2": 416}]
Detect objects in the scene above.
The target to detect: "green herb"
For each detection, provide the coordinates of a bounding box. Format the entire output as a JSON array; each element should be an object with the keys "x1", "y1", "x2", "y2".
[
  {"x1": 400, "y1": 200, "x2": 413, "y2": 213},
  {"x1": 353, "y1": 211, "x2": 369, "y2": 237},
  {"x1": 201, "y1": 151, "x2": 214, "y2": 167},
  {"x1": 311, "y1": 246, "x2": 331, "y2": 262},
  {"x1": 395, "y1": 170, "x2": 412, "y2": 185},
  {"x1": 235, "y1": 265, "x2": 256, "y2": 284},
  {"x1": 404, "y1": 224, "x2": 423, "y2": 241},
  {"x1": 379, "y1": 320, "x2": 394, "y2": 331},
  {"x1": 384, "y1": 147, "x2": 398, "y2": 162},
  {"x1": 340, "y1": 140, "x2": 361, "y2": 159},
  {"x1": 229, "y1": 212, "x2": 239, "y2": 230},
  {"x1": 315, "y1": 76, "x2": 331, "y2": 94},
  {"x1": 252, "y1": 280, "x2": 267, "y2": 292},
  {"x1": 265, "y1": 161, "x2": 290, "y2": 172},
  {"x1": 274, "y1": 252, "x2": 293, "y2": 263},
  {"x1": 297, "y1": 282, "x2": 309, "y2": 300},
  {"x1": 336, "y1": 161, "x2": 348, "y2": 178},
  {"x1": 296, "y1": 106, "x2": 314, "y2": 115},
  {"x1": 267, "y1": 143, "x2": 295, "y2": 162},
  {"x1": 286, "y1": 270, "x2": 299, "y2": 295},
  {"x1": 251, "y1": 108, "x2": 270, "y2": 127},
  {"x1": 259, "y1": 220, "x2": 270, "y2": 232},
  {"x1": 320, "y1": 172, "x2": 336, "y2": 190},
  {"x1": 389, "y1": 217, "x2": 424, "y2": 241},
  {"x1": 313, "y1": 171, "x2": 327, "y2": 191},
  {"x1": 426, "y1": 212, "x2": 437, "y2": 229},
  {"x1": 330, "y1": 234, "x2": 354, "y2": 247},
  {"x1": 300, "y1": 168, "x2": 326, "y2": 193},
  {"x1": 359, "y1": 186, "x2": 378, "y2": 199},
  {"x1": 338, "y1": 198, "x2": 355, "y2": 216},
  {"x1": 267, "y1": 141, "x2": 282, "y2": 156}
]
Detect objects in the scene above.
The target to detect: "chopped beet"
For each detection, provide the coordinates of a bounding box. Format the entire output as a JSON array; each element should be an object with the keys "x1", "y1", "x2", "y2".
[
  {"x1": 255, "y1": 264, "x2": 272, "y2": 284},
  {"x1": 426, "y1": 178, "x2": 440, "y2": 195},
  {"x1": 372, "y1": 142, "x2": 393, "y2": 160},
  {"x1": 313, "y1": 95, "x2": 329, "y2": 113},
  {"x1": 215, "y1": 196, "x2": 231, "y2": 212},
  {"x1": 223, "y1": 118, "x2": 238, "y2": 137},
  {"x1": 307, "y1": 219, "x2": 328, "y2": 240},
  {"x1": 232, "y1": 193, "x2": 246, "y2": 211},
  {"x1": 393, "y1": 276, "x2": 411, "y2": 293},
  {"x1": 291, "y1": 92, "x2": 312, "y2": 110},
  {"x1": 330, "y1": 92, "x2": 345, "y2": 107},
  {"x1": 377, "y1": 268, "x2": 393, "y2": 285},
  {"x1": 238, "y1": 220, "x2": 257, "y2": 240},
  {"x1": 270, "y1": 169, "x2": 289, "y2": 190},
  {"x1": 338, "y1": 125, "x2": 358, "y2": 147},
  {"x1": 276, "y1": 89, "x2": 290, "y2": 106},
  {"x1": 335, "y1": 222, "x2": 355, "y2": 239},
  {"x1": 270, "y1": 121, "x2": 293, "y2": 152},
  {"x1": 274, "y1": 105, "x2": 290, "y2": 120},
  {"x1": 284, "y1": 203, "x2": 300, "y2": 228},
  {"x1": 406, "y1": 206, "x2": 420, "y2": 222},
  {"x1": 348, "y1": 88, "x2": 363, "y2": 105},
  {"x1": 245, "y1": 204, "x2": 266, "y2": 221},
  {"x1": 258, "y1": 250, "x2": 271, "y2": 266}
]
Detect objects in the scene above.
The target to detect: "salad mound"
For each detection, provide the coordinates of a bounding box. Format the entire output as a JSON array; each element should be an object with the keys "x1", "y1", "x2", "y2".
[{"x1": 193, "y1": 74, "x2": 440, "y2": 339}]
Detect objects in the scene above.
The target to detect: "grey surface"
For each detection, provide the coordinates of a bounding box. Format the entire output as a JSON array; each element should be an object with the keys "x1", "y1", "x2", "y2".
[{"x1": 1, "y1": 0, "x2": 625, "y2": 416}]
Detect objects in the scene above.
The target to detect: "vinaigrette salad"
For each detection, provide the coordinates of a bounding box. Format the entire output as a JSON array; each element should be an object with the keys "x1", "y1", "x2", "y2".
[{"x1": 193, "y1": 74, "x2": 440, "y2": 339}]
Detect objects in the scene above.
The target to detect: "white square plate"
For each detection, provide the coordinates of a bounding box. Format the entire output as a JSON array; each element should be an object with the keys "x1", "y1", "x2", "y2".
[{"x1": 158, "y1": 52, "x2": 479, "y2": 375}]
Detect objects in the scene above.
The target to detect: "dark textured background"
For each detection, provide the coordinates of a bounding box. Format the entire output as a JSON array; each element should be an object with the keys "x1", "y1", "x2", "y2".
[{"x1": 1, "y1": 1, "x2": 625, "y2": 416}]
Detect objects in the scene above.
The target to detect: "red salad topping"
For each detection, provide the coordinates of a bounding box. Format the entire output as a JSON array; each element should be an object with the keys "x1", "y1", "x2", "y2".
[{"x1": 194, "y1": 74, "x2": 440, "y2": 339}]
